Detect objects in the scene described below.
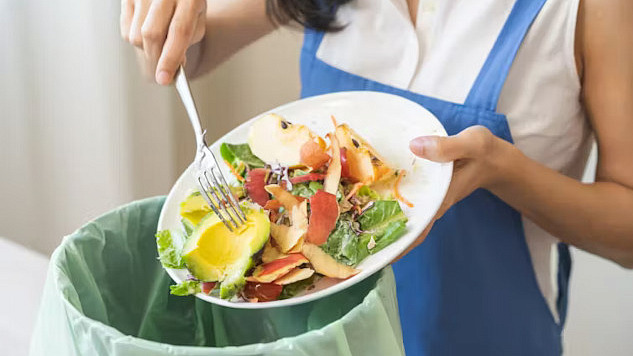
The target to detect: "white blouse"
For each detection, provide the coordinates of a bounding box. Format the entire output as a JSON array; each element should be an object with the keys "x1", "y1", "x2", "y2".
[{"x1": 315, "y1": 0, "x2": 593, "y2": 321}]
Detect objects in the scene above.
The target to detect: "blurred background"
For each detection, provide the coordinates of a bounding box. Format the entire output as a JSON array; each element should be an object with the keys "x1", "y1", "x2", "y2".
[{"x1": 0, "y1": 1, "x2": 631, "y2": 355}]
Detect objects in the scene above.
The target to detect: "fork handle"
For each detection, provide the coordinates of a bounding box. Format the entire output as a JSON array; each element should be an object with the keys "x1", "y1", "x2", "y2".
[{"x1": 174, "y1": 65, "x2": 206, "y2": 149}]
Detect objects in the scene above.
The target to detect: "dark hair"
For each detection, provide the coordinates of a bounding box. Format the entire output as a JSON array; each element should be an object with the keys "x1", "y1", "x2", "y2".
[{"x1": 266, "y1": 0, "x2": 352, "y2": 32}]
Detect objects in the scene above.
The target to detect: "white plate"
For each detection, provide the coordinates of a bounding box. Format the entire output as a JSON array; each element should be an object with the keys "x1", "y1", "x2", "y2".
[{"x1": 157, "y1": 91, "x2": 452, "y2": 309}]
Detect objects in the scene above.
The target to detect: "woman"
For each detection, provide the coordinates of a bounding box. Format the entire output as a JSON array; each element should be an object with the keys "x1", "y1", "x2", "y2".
[{"x1": 121, "y1": 0, "x2": 633, "y2": 354}]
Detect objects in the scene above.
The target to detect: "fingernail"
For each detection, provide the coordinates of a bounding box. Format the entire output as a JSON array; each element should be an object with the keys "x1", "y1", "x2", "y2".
[
  {"x1": 410, "y1": 137, "x2": 433, "y2": 156},
  {"x1": 156, "y1": 71, "x2": 171, "y2": 85}
]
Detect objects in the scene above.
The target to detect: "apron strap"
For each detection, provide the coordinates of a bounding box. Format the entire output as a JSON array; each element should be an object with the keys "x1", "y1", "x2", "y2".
[{"x1": 464, "y1": 0, "x2": 548, "y2": 112}]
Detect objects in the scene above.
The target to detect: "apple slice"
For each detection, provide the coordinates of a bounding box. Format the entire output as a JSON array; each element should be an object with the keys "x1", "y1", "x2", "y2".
[
  {"x1": 307, "y1": 190, "x2": 339, "y2": 245},
  {"x1": 288, "y1": 236, "x2": 304, "y2": 253},
  {"x1": 262, "y1": 240, "x2": 288, "y2": 263},
  {"x1": 248, "y1": 114, "x2": 319, "y2": 167},
  {"x1": 245, "y1": 168, "x2": 270, "y2": 207},
  {"x1": 265, "y1": 184, "x2": 301, "y2": 210},
  {"x1": 247, "y1": 253, "x2": 309, "y2": 283},
  {"x1": 300, "y1": 140, "x2": 331, "y2": 170},
  {"x1": 242, "y1": 282, "x2": 283, "y2": 302},
  {"x1": 290, "y1": 173, "x2": 327, "y2": 184},
  {"x1": 274, "y1": 268, "x2": 315, "y2": 285},
  {"x1": 302, "y1": 243, "x2": 359, "y2": 279},
  {"x1": 324, "y1": 134, "x2": 341, "y2": 195},
  {"x1": 269, "y1": 200, "x2": 308, "y2": 252}
]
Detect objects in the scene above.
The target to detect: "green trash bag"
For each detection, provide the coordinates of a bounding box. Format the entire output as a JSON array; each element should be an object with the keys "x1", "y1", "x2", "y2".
[{"x1": 30, "y1": 197, "x2": 404, "y2": 356}]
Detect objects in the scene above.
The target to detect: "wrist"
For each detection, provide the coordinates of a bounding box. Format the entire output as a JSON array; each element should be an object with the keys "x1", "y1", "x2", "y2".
[{"x1": 481, "y1": 136, "x2": 519, "y2": 190}]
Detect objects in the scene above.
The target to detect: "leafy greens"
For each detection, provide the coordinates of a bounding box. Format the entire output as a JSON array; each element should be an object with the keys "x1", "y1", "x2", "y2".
[
  {"x1": 220, "y1": 143, "x2": 265, "y2": 170},
  {"x1": 156, "y1": 230, "x2": 185, "y2": 269}
]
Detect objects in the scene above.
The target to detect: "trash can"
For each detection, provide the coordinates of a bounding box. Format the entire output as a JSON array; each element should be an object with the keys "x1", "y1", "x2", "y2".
[{"x1": 30, "y1": 197, "x2": 405, "y2": 356}]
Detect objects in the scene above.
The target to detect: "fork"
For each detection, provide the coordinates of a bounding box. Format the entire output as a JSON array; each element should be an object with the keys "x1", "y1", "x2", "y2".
[{"x1": 174, "y1": 65, "x2": 246, "y2": 231}]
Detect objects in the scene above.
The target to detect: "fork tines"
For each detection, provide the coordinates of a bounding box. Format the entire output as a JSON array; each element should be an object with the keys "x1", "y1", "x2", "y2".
[{"x1": 196, "y1": 165, "x2": 247, "y2": 232}]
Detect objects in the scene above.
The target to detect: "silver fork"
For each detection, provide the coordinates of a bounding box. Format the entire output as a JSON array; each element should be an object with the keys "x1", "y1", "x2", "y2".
[{"x1": 174, "y1": 65, "x2": 246, "y2": 231}]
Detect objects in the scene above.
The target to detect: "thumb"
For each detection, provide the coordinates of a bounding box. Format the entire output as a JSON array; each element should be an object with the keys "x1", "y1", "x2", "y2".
[
  {"x1": 410, "y1": 126, "x2": 490, "y2": 162},
  {"x1": 409, "y1": 135, "x2": 467, "y2": 162}
]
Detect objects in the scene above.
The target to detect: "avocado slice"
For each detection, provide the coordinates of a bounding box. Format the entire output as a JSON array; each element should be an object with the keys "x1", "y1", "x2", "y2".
[
  {"x1": 182, "y1": 207, "x2": 270, "y2": 299},
  {"x1": 179, "y1": 192, "x2": 211, "y2": 226}
]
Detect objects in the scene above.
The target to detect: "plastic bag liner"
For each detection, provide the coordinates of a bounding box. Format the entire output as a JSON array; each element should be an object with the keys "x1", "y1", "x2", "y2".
[{"x1": 30, "y1": 197, "x2": 404, "y2": 356}]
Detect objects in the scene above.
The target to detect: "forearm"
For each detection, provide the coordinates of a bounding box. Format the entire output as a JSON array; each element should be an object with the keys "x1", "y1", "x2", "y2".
[
  {"x1": 488, "y1": 140, "x2": 633, "y2": 268},
  {"x1": 186, "y1": 0, "x2": 277, "y2": 78}
]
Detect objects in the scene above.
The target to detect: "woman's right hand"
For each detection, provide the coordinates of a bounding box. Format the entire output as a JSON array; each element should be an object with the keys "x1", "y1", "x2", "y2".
[{"x1": 120, "y1": 0, "x2": 207, "y2": 85}]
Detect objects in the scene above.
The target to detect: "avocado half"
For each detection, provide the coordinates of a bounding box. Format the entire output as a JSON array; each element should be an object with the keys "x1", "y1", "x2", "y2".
[
  {"x1": 179, "y1": 192, "x2": 211, "y2": 226},
  {"x1": 182, "y1": 207, "x2": 270, "y2": 299}
]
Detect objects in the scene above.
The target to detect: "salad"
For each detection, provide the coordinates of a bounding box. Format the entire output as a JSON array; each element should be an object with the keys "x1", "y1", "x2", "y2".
[{"x1": 156, "y1": 114, "x2": 412, "y2": 302}]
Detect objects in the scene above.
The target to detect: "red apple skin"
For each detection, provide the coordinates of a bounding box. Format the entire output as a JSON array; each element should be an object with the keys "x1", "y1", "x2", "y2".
[
  {"x1": 256, "y1": 254, "x2": 308, "y2": 276},
  {"x1": 201, "y1": 282, "x2": 217, "y2": 295},
  {"x1": 245, "y1": 168, "x2": 270, "y2": 207},
  {"x1": 290, "y1": 173, "x2": 327, "y2": 184},
  {"x1": 340, "y1": 147, "x2": 353, "y2": 180},
  {"x1": 300, "y1": 140, "x2": 331, "y2": 170},
  {"x1": 242, "y1": 282, "x2": 283, "y2": 302},
  {"x1": 307, "y1": 190, "x2": 339, "y2": 245}
]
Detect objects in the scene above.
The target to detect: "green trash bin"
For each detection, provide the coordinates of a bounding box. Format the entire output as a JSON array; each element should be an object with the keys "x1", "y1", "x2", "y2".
[{"x1": 30, "y1": 197, "x2": 405, "y2": 356}]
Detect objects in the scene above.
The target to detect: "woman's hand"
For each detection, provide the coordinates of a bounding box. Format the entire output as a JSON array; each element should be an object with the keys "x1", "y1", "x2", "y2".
[
  {"x1": 120, "y1": 0, "x2": 207, "y2": 85},
  {"x1": 395, "y1": 125, "x2": 505, "y2": 260}
]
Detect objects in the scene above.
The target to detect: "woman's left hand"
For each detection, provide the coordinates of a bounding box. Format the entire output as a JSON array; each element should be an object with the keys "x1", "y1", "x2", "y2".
[{"x1": 394, "y1": 125, "x2": 506, "y2": 261}]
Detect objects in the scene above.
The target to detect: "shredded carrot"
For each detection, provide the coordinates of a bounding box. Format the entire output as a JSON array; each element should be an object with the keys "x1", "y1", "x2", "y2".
[
  {"x1": 330, "y1": 115, "x2": 338, "y2": 128},
  {"x1": 345, "y1": 182, "x2": 364, "y2": 201},
  {"x1": 394, "y1": 170, "x2": 414, "y2": 208},
  {"x1": 225, "y1": 160, "x2": 245, "y2": 183}
]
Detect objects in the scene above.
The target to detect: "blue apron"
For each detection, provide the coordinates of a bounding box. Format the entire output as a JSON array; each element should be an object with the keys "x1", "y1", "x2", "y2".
[{"x1": 300, "y1": 0, "x2": 571, "y2": 354}]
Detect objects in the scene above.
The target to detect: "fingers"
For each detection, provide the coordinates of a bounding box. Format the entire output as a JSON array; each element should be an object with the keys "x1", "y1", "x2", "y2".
[
  {"x1": 155, "y1": 0, "x2": 204, "y2": 84},
  {"x1": 120, "y1": 0, "x2": 134, "y2": 41},
  {"x1": 410, "y1": 125, "x2": 493, "y2": 162},
  {"x1": 129, "y1": 0, "x2": 151, "y2": 47},
  {"x1": 141, "y1": 0, "x2": 177, "y2": 76}
]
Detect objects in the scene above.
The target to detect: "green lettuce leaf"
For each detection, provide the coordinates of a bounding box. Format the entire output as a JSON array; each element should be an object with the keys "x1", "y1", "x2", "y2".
[
  {"x1": 321, "y1": 214, "x2": 360, "y2": 266},
  {"x1": 156, "y1": 230, "x2": 185, "y2": 269},
  {"x1": 358, "y1": 200, "x2": 407, "y2": 232},
  {"x1": 170, "y1": 280, "x2": 201, "y2": 296},
  {"x1": 220, "y1": 143, "x2": 265, "y2": 170},
  {"x1": 291, "y1": 181, "x2": 323, "y2": 198},
  {"x1": 322, "y1": 201, "x2": 408, "y2": 266}
]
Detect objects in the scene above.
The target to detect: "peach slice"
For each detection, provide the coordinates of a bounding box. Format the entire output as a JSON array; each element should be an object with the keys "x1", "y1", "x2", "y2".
[
  {"x1": 300, "y1": 140, "x2": 331, "y2": 170},
  {"x1": 247, "y1": 253, "x2": 309, "y2": 283},
  {"x1": 307, "y1": 190, "x2": 339, "y2": 245},
  {"x1": 302, "y1": 243, "x2": 359, "y2": 279},
  {"x1": 245, "y1": 168, "x2": 270, "y2": 207},
  {"x1": 263, "y1": 199, "x2": 282, "y2": 211},
  {"x1": 324, "y1": 133, "x2": 341, "y2": 195},
  {"x1": 335, "y1": 124, "x2": 394, "y2": 184},
  {"x1": 274, "y1": 268, "x2": 315, "y2": 285},
  {"x1": 265, "y1": 184, "x2": 301, "y2": 210}
]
